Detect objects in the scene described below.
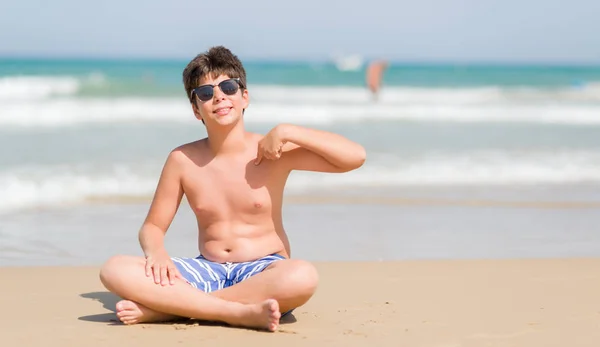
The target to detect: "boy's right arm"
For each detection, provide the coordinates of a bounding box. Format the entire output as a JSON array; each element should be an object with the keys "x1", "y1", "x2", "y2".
[{"x1": 138, "y1": 149, "x2": 185, "y2": 286}]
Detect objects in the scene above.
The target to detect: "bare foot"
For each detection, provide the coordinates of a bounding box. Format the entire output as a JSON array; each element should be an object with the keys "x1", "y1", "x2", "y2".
[
  {"x1": 232, "y1": 299, "x2": 281, "y2": 332},
  {"x1": 115, "y1": 300, "x2": 179, "y2": 325}
]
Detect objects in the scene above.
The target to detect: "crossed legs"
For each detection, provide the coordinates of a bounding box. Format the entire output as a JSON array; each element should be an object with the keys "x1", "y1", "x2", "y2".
[{"x1": 99, "y1": 255, "x2": 319, "y2": 331}]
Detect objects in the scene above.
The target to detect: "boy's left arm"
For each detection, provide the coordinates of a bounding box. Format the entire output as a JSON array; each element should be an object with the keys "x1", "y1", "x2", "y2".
[{"x1": 255, "y1": 123, "x2": 366, "y2": 173}]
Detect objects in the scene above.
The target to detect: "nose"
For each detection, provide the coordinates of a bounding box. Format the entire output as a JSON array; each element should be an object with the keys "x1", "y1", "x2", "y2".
[{"x1": 212, "y1": 85, "x2": 226, "y2": 101}]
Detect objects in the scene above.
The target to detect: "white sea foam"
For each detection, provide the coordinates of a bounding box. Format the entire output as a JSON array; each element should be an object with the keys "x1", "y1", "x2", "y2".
[
  {"x1": 3, "y1": 150, "x2": 600, "y2": 213},
  {"x1": 1, "y1": 97, "x2": 600, "y2": 127},
  {"x1": 1, "y1": 79, "x2": 600, "y2": 127}
]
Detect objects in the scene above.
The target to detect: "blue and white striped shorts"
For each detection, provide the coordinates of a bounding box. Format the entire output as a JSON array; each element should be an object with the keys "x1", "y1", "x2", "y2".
[{"x1": 171, "y1": 253, "x2": 286, "y2": 292}]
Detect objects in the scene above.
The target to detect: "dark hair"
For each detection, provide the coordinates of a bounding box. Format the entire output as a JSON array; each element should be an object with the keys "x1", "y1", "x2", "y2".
[{"x1": 183, "y1": 46, "x2": 247, "y2": 104}]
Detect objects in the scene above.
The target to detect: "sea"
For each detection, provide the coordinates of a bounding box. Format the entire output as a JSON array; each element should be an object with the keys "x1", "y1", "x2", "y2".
[
  {"x1": 2, "y1": 58, "x2": 600, "y2": 265},
  {"x1": 2, "y1": 58, "x2": 600, "y2": 213}
]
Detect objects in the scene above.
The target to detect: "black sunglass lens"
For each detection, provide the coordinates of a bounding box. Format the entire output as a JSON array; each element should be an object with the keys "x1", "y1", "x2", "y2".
[
  {"x1": 220, "y1": 80, "x2": 239, "y2": 95},
  {"x1": 196, "y1": 86, "x2": 213, "y2": 101}
]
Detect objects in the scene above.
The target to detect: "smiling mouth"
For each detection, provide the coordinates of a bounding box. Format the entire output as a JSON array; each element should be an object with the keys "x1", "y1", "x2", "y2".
[{"x1": 214, "y1": 107, "x2": 232, "y2": 116}]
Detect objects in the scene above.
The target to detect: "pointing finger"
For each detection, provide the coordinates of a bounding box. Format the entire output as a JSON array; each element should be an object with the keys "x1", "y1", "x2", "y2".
[{"x1": 255, "y1": 150, "x2": 263, "y2": 165}]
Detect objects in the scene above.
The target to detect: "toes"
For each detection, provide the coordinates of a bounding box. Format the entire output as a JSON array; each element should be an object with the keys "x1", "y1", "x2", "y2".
[
  {"x1": 269, "y1": 321, "x2": 279, "y2": 332},
  {"x1": 116, "y1": 307, "x2": 138, "y2": 324},
  {"x1": 116, "y1": 300, "x2": 133, "y2": 312},
  {"x1": 266, "y1": 299, "x2": 279, "y2": 312},
  {"x1": 119, "y1": 313, "x2": 138, "y2": 325},
  {"x1": 116, "y1": 310, "x2": 131, "y2": 318},
  {"x1": 265, "y1": 300, "x2": 280, "y2": 332}
]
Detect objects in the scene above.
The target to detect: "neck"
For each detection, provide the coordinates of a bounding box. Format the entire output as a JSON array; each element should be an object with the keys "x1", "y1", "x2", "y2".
[{"x1": 205, "y1": 119, "x2": 248, "y2": 156}]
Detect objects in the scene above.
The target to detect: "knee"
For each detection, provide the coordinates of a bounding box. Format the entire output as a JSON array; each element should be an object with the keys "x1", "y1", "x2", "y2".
[
  {"x1": 284, "y1": 259, "x2": 319, "y2": 296},
  {"x1": 99, "y1": 255, "x2": 141, "y2": 292}
]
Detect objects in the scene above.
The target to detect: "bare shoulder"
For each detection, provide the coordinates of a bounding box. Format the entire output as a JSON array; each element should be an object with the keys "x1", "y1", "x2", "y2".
[{"x1": 169, "y1": 138, "x2": 210, "y2": 165}]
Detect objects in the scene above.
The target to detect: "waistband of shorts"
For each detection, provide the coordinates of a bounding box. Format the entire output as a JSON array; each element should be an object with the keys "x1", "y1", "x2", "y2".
[{"x1": 197, "y1": 253, "x2": 286, "y2": 262}]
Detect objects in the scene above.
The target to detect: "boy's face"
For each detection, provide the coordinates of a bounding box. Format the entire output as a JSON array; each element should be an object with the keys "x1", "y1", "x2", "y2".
[{"x1": 191, "y1": 74, "x2": 249, "y2": 127}]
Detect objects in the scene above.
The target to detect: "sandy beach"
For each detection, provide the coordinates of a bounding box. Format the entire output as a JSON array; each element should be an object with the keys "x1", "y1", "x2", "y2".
[
  {"x1": 2, "y1": 188, "x2": 600, "y2": 346},
  {"x1": 2, "y1": 258, "x2": 599, "y2": 347}
]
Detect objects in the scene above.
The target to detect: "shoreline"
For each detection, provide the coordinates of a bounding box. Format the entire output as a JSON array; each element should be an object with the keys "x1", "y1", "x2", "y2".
[
  {"x1": 5, "y1": 183, "x2": 600, "y2": 217},
  {"x1": 2, "y1": 191, "x2": 600, "y2": 267}
]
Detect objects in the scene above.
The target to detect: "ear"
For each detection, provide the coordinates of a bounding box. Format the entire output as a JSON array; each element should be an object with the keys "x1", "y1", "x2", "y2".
[
  {"x1": 242, "y1": 88, "x2": 250, "y2": 109},
  {"x1": 191, "y1": 102, "x2": 204, "y2": 122}
]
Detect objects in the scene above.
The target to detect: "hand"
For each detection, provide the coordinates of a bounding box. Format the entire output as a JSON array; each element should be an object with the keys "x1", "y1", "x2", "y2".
[
  {"x1": 144, "y1": 251, "x2": 183, "y2": 286},
  {"x1": 255, "y1": 125, "x2": 288, "y2": 165}
]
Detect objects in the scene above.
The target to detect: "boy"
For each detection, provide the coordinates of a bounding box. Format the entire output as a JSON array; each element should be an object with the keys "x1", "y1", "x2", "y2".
[{"x1": 99, "y1": 46, "x2": 366, "y2": 332}]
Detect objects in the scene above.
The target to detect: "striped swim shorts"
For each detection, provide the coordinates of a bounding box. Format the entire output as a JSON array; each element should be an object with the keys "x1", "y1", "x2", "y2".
[{"x1": 171, "y1": 253, "x2": 286, "y2": 292}]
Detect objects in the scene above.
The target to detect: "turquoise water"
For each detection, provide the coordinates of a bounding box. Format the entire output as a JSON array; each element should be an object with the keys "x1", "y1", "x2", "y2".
[
  {"x1": 2, "y1": 58, "x2": 600, "y2": 94},
  {"x1": 1, "y1": 58, "x2": 600, "y2": 213}
]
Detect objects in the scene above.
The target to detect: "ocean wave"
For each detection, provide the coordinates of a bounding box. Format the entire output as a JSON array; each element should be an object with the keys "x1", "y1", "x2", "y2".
[
  {"x1": 3, "y1": 74, "x2": 600, "y2": 102},
  {"x1": 3, "y1": 150, "x2": 600, "y2": 213},
  {"x1": 0, "y1": 76, "x2": 80, "y2": 100},
  {"x1": 0, "y1": 98, "x2": 188, "y2": 126},
  {"x1": 1, "y1": 96, "x2": 600, "y2": 127},
  {"x1": 1, "y1": 77, "x2": 600, "y2": 127},
  {"x1": 0, "y1": 74, "x2": 107, "y2": 100}
]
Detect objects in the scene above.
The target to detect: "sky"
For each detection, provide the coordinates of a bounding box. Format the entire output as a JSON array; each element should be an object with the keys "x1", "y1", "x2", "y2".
[{"x1": 1, "y1": 0, "x2": 599, "y2": 63}]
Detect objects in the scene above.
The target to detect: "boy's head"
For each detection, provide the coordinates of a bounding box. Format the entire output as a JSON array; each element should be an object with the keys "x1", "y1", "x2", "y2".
[{"x1": 183, "y1": 46, "x2": 248, "y2": 125}]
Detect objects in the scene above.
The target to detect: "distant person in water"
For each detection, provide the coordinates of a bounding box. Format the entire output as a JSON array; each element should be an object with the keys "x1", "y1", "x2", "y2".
[
  {"x1": 366, "y1": 60, "x2": 389, "y2": 101},
  {"x1": 98, "y1": 46, "x2": 366, "y2": 332}
]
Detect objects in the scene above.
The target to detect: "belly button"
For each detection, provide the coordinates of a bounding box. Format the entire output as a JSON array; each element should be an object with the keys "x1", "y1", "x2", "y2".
[{"x1": 225, "y1": 248, "x2": 231, "y2": 253}]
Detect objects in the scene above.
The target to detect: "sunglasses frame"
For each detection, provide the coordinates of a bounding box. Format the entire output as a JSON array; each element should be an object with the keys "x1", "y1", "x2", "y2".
[{"x1": 190, "y1": 78, "x2": 244, "y2": 102}]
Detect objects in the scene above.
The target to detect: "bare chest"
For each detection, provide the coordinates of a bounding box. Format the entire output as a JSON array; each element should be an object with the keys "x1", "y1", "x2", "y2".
[{"x1": 182, "y1": 161, "x2": 281, "y2": 220}]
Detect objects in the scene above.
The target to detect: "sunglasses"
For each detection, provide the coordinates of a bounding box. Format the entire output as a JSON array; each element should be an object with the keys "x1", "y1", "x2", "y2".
[{"x1": 190, "y1": 78, "x2": 244, "y2": 102}]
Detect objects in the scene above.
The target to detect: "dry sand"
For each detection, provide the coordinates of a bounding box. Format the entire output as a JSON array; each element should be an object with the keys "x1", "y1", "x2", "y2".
[{"x1": 2, "y1": 259, "x2": 599, "y2": 347}]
